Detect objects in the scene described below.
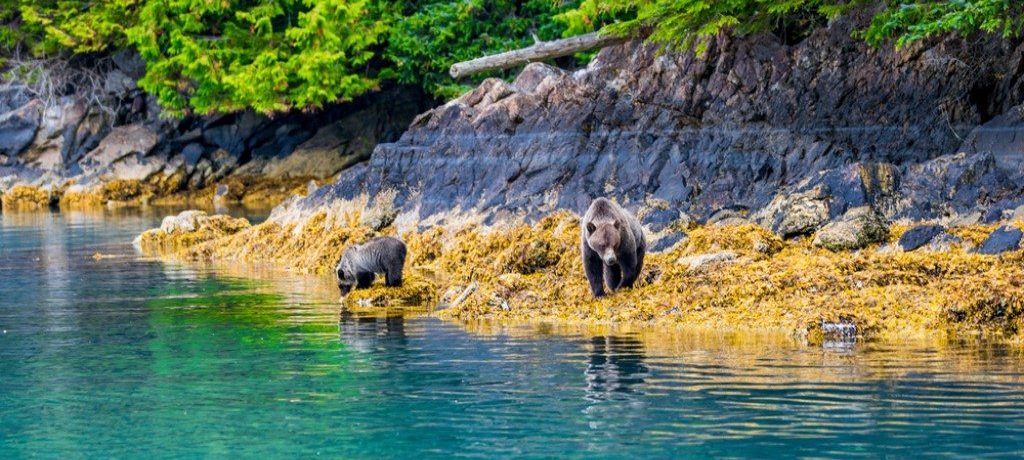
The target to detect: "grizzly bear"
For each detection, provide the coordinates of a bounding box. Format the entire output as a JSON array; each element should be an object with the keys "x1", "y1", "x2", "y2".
[
  {"x1": 581, "y1": 197, "x2": 646, "y2": 297},
  {"x1": 335, "y1": 236, "x2": 407, "y2": 296}
]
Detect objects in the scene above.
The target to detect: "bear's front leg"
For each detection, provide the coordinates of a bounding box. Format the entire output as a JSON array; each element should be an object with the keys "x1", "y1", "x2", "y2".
[
  {"x1": 617, "y1": 250, "x2": 640, "y2": 290},
  {"x1": 583, "y1": 245, "x2": 606, "y2": 297},
  {"x1": 603, "y1": 264, "x2": 622, "y2": 293},
  {"x1": 356, "y1": 271, "x2": 375, "y2": 289},
  {"x1": 384, "y1": 267, "x2": 403, "y2": 287}
]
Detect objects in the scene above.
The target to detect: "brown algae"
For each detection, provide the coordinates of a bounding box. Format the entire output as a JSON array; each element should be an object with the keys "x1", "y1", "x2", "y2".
[{"x1": 135, "y1": 207, "x2": 1024, "y2": 342}]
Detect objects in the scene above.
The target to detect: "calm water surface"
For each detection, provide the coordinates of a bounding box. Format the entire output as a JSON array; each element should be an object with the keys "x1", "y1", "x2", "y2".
[{"x1": 3, "y1": 209, "x2": 1024, "y2": 458}]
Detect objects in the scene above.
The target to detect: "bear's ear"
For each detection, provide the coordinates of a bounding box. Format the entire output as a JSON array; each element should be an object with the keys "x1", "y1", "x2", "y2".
[{"x1": 586, "y1": 222, "x2": 596, "y2": 233}]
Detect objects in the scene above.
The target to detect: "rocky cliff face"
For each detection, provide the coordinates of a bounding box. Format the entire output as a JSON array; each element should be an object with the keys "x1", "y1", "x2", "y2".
[
  {"x1": 0, "y1": 51, "x2": 432, "y2": 204},
  {"x1": 296, "y1": 14, "x2": 1024, "y2": 235}
]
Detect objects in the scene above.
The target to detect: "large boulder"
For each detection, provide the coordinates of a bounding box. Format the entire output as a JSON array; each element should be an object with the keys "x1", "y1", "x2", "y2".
[
  {"x1": 79, "y1": 124, "x2": 159, "y2": 171},
  {"x1": 767, "y1": 185, "x2": 831, "y2": 238},
  {"x1": 897, "y1": 224, "x2": 946, "y2": 252},
  {"x1": 975, "y1": 225, "x2": 1023, "y2": 255},
  {"x1": 812, "y1": 206, "x2": 888, "y2": 251}
]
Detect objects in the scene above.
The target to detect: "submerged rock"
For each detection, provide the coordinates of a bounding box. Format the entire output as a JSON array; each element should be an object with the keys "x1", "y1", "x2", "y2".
[
  {"x1": 974, "y1": 225, "x2": 1023, "y2": 255},
  {"x1": 812, "y1": 207, "x2": 888, "y2": 252}
]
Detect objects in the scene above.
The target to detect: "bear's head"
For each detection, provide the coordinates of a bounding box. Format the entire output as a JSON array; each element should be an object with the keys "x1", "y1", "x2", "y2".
[
  {"x1": 586, "y1": 220, "x2": 621, "y2": 266},
  {"x1": 335, "y1": 246, "x2": 360, "y2": 295}
]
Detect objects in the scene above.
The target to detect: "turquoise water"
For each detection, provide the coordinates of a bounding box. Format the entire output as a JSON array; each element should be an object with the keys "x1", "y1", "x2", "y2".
[{"x1": 4, "y1": 210, "x2": 1024, "y2": 458}]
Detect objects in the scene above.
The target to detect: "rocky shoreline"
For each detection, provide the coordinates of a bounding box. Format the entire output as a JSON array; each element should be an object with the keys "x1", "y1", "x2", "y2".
[
  {"x1": 14, "y1": 13, "x2": 1024, "y2": 341},
  {"x1": 133, "y1": 199, "x2": 1024, "y2": 343},
  {"x1": 0, "y1": 48, "x2": 434, "y2": 212}
]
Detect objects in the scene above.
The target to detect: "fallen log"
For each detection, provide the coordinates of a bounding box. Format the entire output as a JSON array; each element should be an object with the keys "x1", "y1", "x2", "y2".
[{"x1": 449, "y1": 32, "x2": 627, "y2": 79}]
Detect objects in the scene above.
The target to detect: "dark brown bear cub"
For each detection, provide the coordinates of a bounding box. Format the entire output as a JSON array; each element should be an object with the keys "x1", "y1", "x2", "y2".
[
  {"x1": 335, "y1": 236, "x2": 407, "y2": 296},
  {"x1": 581, "y1": 197, "x2": 646, "y2": 298}
]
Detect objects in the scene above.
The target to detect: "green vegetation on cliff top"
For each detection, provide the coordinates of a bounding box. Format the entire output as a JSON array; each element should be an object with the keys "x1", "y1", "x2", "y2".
[{"x1": 2, "y1": 0, "x2": 1021, "y2": 114}]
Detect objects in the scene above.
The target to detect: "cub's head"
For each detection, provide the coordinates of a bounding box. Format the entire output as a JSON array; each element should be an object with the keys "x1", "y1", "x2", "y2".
[
  {"x1": 335, "y1": 246, "x2": 360, "y2": 295},
  {"x1": 585, "y1": 220, "x2": 622, "y2": 266}
]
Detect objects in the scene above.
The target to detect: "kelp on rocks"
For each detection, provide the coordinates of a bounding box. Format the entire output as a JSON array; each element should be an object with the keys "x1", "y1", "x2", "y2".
[
  {"x1": 1, "y1": 185, "x2": 53, "y2": 210},
  {"x1": 135, "y1": 204, "x2": 1024, "y2": 342}
]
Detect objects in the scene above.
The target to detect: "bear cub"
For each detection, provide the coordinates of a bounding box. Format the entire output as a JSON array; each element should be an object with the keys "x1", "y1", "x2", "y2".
[
  {"x1": 336, "y1": 236, "x2": 407, "y2": 296},
  {"x1": 581, "y1": 197, "x2": 646, "y2": 298}
]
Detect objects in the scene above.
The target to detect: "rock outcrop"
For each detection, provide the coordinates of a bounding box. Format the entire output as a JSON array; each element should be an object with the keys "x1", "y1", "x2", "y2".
[
  {"x1": 289, "y1": 13, "x2": 1024, "y2": 234},
  {"x1": 0, "y1": 54, "x2": 433, "y2": 208}
]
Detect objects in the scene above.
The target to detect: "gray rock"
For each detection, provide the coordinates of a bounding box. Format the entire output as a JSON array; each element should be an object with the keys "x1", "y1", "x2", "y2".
[
  {"x1": 103, "y1": 69, "x2": 137, "y2": 95},
  {"x1": 213, "y1": 184, "x2": 230, "y2": 204},
  {"x1": 643, "y1": 207, "x2": 686, "y2": 232},
  {"x1": 649, "y1": 231, "x2": 687, "y2": 253},
  {"x1": 111, "y1": 49, "x2": 147, "y2": 79},
  {"x1": 812, "y1": 206, "x2": 888, "y2": 252},
  {"x1": 770, "y1": 186, "x2": 831, "y2": 238},
  {"x1": 79, "y1": 124, "x2": 159, "y2": 170},
  {"x1": 897, "y1": 224, "x2": 945, "y2": 252},
  {"x1": 0, "y1": 100, "x2": 41, "y2": 157},
  {"x1": 975, "y1": 225, "x2": 1023, "y2": 255},
  {"x1": 926, "y1": 232, "x2": 963, "y2": 253},
  {"x1": 0, "y1": 86, "x2": 31, "y2": 113},
  {"x1": 181, "y1": 143, "x2": 205, "y2": 171},
  {"x1": 707, "y1": 209, "x2": 747, "y2": 226},
  {"x1": 299, "y1": 16, "x2": 1024, "y2": 226}
]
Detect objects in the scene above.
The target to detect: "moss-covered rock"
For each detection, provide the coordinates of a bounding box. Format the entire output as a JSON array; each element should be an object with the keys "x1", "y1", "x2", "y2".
[
  {"x1": 813, "y1": 206, "x2": 888, "y2": 252},
  {"x1": 134, "y1": 210, "x2": 251, "y2": 255},
  {"x1": 135, "y1": 204, "x2": 1024, "y2": 342}
]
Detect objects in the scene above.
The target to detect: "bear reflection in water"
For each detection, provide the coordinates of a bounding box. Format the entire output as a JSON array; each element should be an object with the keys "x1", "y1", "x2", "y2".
[
  {"x1": 338, "y1": 309, "x2": 407, "y2": 353},
  {"x1": 585, "y1": 335, "x2": 649, "y2": 401}
]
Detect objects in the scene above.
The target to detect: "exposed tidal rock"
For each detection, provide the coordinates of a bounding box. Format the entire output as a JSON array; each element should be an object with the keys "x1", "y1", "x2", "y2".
[
  {"x1": 812, "y1": 206, "x2": 888, "y2": 252},
  {"x1": 897, "y1": 224, "x2": 947, "y2": 252},
  {"x1": 135, "y1": 210, "x2": 250, "y2": 253},
  {"x1": 160, "y1": 210, "x2": 211, "y2": 235},
  {"x1": 975, "y1": 225, "x2": 1024, "y2": 255}
]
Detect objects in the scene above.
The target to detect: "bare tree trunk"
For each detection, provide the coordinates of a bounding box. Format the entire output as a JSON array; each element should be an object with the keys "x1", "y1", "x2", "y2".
[{"x1": 449, "y1": 32, "x2": 627, "y2": 79}]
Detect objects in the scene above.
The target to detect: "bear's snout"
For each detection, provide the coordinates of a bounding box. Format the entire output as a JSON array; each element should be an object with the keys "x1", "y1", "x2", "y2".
[{"x1": 603, "y1": 251, "x2": 618, "y2": 266}]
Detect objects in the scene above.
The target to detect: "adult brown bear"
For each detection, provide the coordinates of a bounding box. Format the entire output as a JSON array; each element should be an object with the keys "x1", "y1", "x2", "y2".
[{"x1": 580, "y1": 198, "x2": 646, "y2": 298}]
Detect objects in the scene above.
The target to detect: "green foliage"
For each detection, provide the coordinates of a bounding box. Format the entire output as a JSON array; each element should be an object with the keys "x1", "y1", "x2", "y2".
[
  {"x1": 2, "y1": 0, "x2": 1023, "y2": 114},
  {"x1": 127, "y1": 0, "x2": 383, "y2": 115},
  {"x1": 556, "y1": 0, "x2": 868, "y2": 53},
  {"x1": 559, "y1": 0, "x2": 1023, "y2": 54},
  {"x1": 19, "y1": 0, "x2": 137, "y2": 54},
  {"x1": 382, "y1": 0, "x2": 571, "y2": 99},
  {"x1": 864, "y1": 1, "x2": 1024, "y2": 47}
]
